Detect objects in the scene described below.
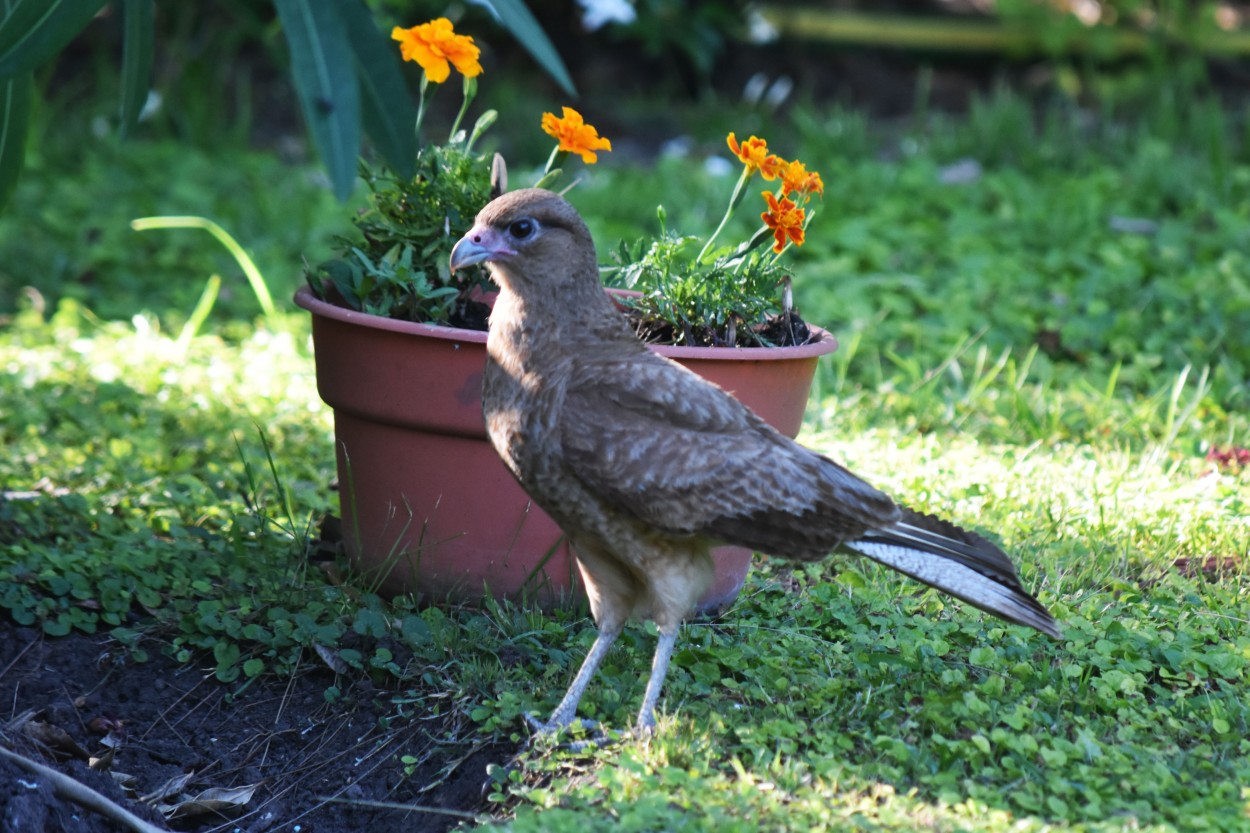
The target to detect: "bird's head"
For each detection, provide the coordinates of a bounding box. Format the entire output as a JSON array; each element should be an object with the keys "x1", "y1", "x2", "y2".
[{"x1": 449, "y1": 188, "x2": 599, "y2": 299}]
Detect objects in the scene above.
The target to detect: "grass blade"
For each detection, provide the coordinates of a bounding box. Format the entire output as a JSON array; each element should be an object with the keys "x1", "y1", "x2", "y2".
[
  {"x1": 130, "y1": 216, "x2": 277, "y2": 323},
  {"x1": 1156, "y1": 364, "x2": 1209, "y2": 460},
  {"x1": 175, "y1": 273, "x2": 221, "y2": 351}
]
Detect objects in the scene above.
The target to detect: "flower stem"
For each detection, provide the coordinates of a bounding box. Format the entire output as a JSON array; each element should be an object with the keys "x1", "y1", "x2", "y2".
[
  {"x1": 533, "y1": 146, "x2": 569, "y2": 189},
  {"x1": 415, "y1": 73, "x2": 433, "y2": 145},
  {"x1": 544, "y1": 145, "x2": 568, "y2": 175},
  {"x1": 731, "y1": 224, "x2": 775, "y2": 273},
  {"x1": 697, "y1": 167, "x2": 751, "y2": 264},
  {"x1": 464, "y1": 108, "x2": 497, "y2": 156},
  {"x1": 448, "y1": 75, "x2": 478, "y2": 144}
]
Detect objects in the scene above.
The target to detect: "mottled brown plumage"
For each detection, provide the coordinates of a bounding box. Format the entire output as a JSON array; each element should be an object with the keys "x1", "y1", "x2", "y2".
[{"x1": 449, "y1": 188, "x2": 1059, "y2": 735}]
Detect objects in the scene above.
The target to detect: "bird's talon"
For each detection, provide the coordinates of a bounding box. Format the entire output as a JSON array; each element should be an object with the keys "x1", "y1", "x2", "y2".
[
  {"x1": 523, "y1": 712, "x2": 621, "y2": 749},
  {"x1": 523, "y1": 712, "x2": 554, "y2": 734},
  {"x1": 632, "y1": 718, "x2": 658, "y2": 741},
  {"x1": 566, "y1": 727, "x2": 624, "y2": 751},
  {"x1": 524, "y1": 712, "x2": 597, "y2": 733}
]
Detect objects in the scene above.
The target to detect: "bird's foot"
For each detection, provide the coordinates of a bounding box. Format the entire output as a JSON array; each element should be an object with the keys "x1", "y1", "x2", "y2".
[
  {"x1": 632, "y1": 719, "x2": 657, "y2": 740},
  {"x1": 632, "y1": 703, "x2": 661, "y2": 740},
  {"x1": 523, "y1": 711, "x2": 599, "y2": 735},
  {"x1": 524, "y1": 712, "x2": 622, "y2": 751}
]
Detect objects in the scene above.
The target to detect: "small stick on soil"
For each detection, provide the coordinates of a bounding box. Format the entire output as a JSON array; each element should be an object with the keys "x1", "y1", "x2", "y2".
[
  {"x1": 319, "y1": 795, "x2": 481, "y2": 820},
  {"x1": 0, "y1": 638, "x2": 38, "y2": 683},
  {"x1": 0, "y1": 744, "x2": 168, "y2": 833}
]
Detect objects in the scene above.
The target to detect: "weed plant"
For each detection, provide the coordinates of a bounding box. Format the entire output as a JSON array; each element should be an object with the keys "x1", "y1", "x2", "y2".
[{"x1": 307, "y1": 146, "x2": 494, "y2": 322}]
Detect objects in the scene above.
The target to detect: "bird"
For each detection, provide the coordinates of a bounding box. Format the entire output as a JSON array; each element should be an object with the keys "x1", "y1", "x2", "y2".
[{"x1": 448, "y1": 187, "x2": 1060, "y2": 736}]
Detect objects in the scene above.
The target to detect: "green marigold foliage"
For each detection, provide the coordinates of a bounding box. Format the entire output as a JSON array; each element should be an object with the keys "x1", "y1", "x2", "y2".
[{"x1": 308, "y1": 145, "x2": 493, "y2": 323}]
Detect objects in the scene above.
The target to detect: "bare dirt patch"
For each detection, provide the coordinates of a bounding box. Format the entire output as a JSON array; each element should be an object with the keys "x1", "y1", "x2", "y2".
[{"x1": 0, "y1": 623, "x2": 518, "y2": 832}]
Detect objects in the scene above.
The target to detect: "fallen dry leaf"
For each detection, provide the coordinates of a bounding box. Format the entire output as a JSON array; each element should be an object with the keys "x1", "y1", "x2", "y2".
[
  {"x1": 24, "y1": 720, "x2": 89, "y2": 760},
  {"x1": 1172, "y1": 555, "x2": 1244, "y2": 581},
  {"x1": 89, "y1": 745, "x2": 116, "y2": 771},
  {"x1": 110, "y1": 771, "x2": 139, "y2": 790},
  {"x1": 98, "y1": 729, "x2": 125, "y2": 750},
  {"x1": 88, "y1": 715, "x2": 125, "y2": 736},
  {"x1": 1205, "y1": 445, "x2": 1250, "y2": 474},
  {"x1": 313, "y1": 642, "x2": 350, "y2": 675},
  {"x1": 157, "y1": 782, "x2": 261, "y2": 820},
  {"x1": 140, "y1": 770, "x2": 195, "y2": 804}
]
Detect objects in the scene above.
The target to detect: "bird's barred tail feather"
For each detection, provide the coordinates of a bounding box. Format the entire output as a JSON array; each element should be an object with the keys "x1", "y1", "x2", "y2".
[{"x1": 845, "y1": 508, "x2": 1060, "y2": 638}]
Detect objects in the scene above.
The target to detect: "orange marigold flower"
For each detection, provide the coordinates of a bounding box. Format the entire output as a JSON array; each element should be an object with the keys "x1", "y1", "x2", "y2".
[
  {"x1": 727, "y1": 133, "x2": 783, "y2": 180},
  {"x1": 392, "y1": 18, "x2": 482, "y2": 84},
  {"x1": 542, "y1": 107, "x2": 613, "y2": 164},
  {"x1": 781, "y1": 159, "x2": 824, "y2": 199},
  {"x1": 802, "y1": 169, "x2": 825, "y2": 198},
  {"x1": 761, "y1": 191, "x2": 805, "y2": 253}
]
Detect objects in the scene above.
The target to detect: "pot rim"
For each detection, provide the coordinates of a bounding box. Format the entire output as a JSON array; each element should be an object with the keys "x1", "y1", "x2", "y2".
[
  {"x1": 295, "y1": 284, "x2": 489, "y2": 343},
  {"x1": 293, "y1": 285, "x2": 838, "y2": 360}
]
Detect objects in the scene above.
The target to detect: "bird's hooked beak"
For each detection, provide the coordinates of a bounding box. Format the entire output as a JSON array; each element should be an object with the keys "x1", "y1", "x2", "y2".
[{"x1": 449, "y1": 225, "x2": 516, "y2": 274}]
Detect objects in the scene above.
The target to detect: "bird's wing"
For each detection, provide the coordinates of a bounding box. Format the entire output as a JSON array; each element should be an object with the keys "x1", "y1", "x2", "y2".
[{"x1": 559, "y1": 352, "x2": 900, "y2": 556}]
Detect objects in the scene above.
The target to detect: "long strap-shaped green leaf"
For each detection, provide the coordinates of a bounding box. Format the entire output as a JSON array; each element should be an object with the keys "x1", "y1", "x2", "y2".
[
  {"x1": 117, "y1": 0, "x2": 154, "y2": 138},
  {"x1": 0, "y1": 0, "x2": 108, "y2": 78},
  {"x1": 273, "y1": 0, "x2": 360, "y2": 201},
  {"x1": 0, "y1": 68, "x2": 31, "y2": 211},
  {"x1": 470, "y1": 0, "x2": 576, "y2": 96},
  {"x1": 0, "y1": 0, "x2": 27, "y2": 212},
  {"x1": 337, "y1": 0, "x2": 415, "y2": 180}
]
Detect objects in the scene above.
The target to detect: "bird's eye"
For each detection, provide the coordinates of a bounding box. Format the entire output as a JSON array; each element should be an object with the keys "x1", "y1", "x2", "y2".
[{"x1": 508, "y1": 219, "x2": 536, "y2": 239}]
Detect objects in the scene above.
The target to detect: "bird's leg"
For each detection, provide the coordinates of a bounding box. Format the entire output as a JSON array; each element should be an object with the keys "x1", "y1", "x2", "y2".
[
  {"x1": 634, "y1": 626, "x2": 680, "y2": 735},
  {"x1": 527, "y1": 626, "x2": 620, "y2": 735}
]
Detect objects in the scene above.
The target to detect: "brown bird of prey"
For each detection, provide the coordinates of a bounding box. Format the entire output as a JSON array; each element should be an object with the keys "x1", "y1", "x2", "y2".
[{"x1": 449, "y1": 188, "x2": 1059, "y2": 736}]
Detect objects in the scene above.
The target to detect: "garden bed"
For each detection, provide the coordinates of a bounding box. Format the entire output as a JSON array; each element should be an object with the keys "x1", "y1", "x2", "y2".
[{"x1": 0, "y1": 623, "x2": 512, "y2": 832}]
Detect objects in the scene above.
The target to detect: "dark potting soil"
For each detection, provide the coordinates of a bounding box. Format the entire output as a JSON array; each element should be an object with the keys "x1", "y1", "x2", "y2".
[
  {"x1": 0, "y1": 623, "x2": 519, "y2": 833},
  {"x1": 623, "y1": 306, "x2": 815, "y2": 349},
  {"x1": 319, "y1": 282, "x2": 815, "y2": 349}
]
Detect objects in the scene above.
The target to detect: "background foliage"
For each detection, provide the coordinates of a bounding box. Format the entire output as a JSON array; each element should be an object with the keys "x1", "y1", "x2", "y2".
[{"x1": 2, "y1": 2, "x2": 1249, "y2": 830}]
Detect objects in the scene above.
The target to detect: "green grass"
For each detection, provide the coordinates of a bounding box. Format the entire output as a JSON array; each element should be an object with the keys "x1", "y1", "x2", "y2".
[
  {"x1": 0, "y1": 133, "x2": 351, "y2": 327},
  {"x1": 2, "y1": 85, "x2": 1249, "y2": 831}
]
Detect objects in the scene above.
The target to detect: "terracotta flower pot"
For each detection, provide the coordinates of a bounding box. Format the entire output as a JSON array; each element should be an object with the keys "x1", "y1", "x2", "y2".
[{"x1": 294, "y1": 285, "x2": 838, "y2": 611}]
